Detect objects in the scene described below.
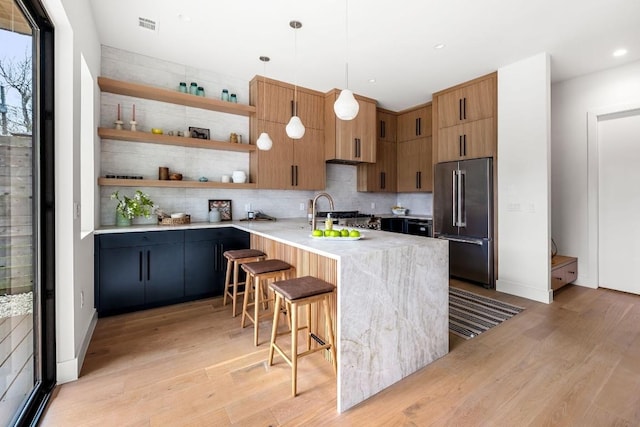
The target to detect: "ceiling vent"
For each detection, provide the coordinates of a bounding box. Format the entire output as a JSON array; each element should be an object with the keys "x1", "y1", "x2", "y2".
[{"x1": 138, "y1": 17, "x2": 158, "y2": 32}]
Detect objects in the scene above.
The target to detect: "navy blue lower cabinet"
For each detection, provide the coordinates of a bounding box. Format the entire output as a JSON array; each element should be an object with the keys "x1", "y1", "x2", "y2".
[
  {"x1": 96, "y1": 230, "x2": 184, "y2": 316},
  {"x1": 184, "y1": 228, "x2": 250, "y2": 298}
]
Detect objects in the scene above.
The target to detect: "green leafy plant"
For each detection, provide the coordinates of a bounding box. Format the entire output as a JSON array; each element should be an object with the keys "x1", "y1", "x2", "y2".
[{"x1": 111, "y1": 190, "x2": 155, "y2": 220}]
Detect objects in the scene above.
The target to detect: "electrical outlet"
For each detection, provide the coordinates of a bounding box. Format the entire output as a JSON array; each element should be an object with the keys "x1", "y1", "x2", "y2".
[
  {"x1": 244, "y1": 203, "x2": 251, "y2": 212},
  {"x1": 371, "y1": 202, "x2": 376, "y2": 210},
  {"x1": 73, "y1": 201, "x2": 80, "y2": 219},
  {"x1": 299, "y1": 203, "x2": 305, "y2": 211},
  {"x1": 80, "y1": 291, "x2": 84, "y2": 308}
]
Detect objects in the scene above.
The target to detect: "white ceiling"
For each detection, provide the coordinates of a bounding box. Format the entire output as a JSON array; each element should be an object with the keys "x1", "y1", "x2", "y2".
[{"x1": 88, "y1": 0, "x2": 640, "y2": 111}]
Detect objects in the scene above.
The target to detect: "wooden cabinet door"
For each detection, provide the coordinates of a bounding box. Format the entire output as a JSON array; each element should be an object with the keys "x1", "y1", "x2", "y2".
[
  {"x1": 354, "y1": 99, "x2": 376, "y2": 162},
  {"x1": 357, "y1": 139, "x2": 397, "y2": 192},
  {"x1": 297, "y1": 91, "x2": 324, "y2": 130},
  {"x1": 377, "y1": 110, "x2": 397, "y2": 142},
  {"x1": 398, "y1": 105, "x2": 432, "y2": 142},
  {"x1": 437, "y1": 76, "x2": 495, "y2": 128},
  {"x1": 437, "y1": 117, "x2": 495, "y2": 162},
  {"x1": 256, "y1": 120, "x2": 294, "y2": 189},
  {"x1": 255, "y1": 80, "x2": 293, "y2": 124},
  {"x1": 294, "y1": 128, "x2": 326, "y2": 190},
  {"x1": 397, "y1": 137, "x2": 432, "y2": 192},
  {"x1": 326, "y1": 92, "x2": 376, "y2": 163}
]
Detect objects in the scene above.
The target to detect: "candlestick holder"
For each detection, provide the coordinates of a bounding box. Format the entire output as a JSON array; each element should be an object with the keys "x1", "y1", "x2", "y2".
[
  {"x1": 114, "y1": 120, "x2": 123, "y2": 130},
  {"x1": 130, "y1": 120, "x2": 137, "y2": 131}
]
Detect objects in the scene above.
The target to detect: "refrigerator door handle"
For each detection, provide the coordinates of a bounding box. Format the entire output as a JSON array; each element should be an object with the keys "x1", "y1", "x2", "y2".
[
  {"x1": 437, "y1": 235, "x2": 484, "y2": 246},
  {"x1": 457, "y1": 170, "x2": 466, "y2": 227},
  {"x1": 452, "y1": 170, "x2": 457, "y2": 227}
]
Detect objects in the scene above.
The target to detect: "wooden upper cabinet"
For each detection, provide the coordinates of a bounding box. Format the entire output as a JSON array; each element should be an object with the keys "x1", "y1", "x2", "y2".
[
  {"x1": 357, "y1": 139, "x2": 397, "y2": 192},
  {"x1": 250, "y1": 76, "x2": 323, "y2": 129},
  {"x1": 436, "y1": 73, "x2": 496, "y2": 129},
  {"x1": 377, "y1": 110, "x2": 397, "y2": 142},
  {"x1": 437, "y1": 117, "x2": 496, "y2": 162},
  {"x1": 397, "y1": 137, "x2": 433, "y2": 192},
  {"x1": 397, "y1": 104, "x2": 432, "y2": 142},
  {"x1": 324, "y1": 89, "x2": 377, "y2": 163},
  {"x1": 250, "y1": 120, "x2": 325, "y2": 190}
]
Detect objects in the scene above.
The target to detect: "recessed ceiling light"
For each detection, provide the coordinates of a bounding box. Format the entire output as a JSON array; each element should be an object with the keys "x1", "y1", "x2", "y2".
[
  {"x1": 368, "y1": 78, "x2": 376, "y2": 84},
  {"x1": 434, "y1": 43, "x2": 446, "y2": 50},
  {"x1": 178, "y1": 13, "x2": 192, "y2": 22},
  {"x1": 613, "y1": 48, "x2": 627, "y2": 57}
]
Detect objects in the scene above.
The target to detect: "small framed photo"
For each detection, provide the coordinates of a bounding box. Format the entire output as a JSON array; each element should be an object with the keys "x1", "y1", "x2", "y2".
[
  {"x1": 209, "y1": 199, "x2": 232, "y2": 221},
  {"x1": 189, "y1": 126, "x2": 210, "y2": 140}
]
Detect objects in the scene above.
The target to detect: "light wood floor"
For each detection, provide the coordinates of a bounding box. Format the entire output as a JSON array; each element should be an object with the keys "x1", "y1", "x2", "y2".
[{"x1": 42, "y1": 281, "x2": 640, "y2": 426}]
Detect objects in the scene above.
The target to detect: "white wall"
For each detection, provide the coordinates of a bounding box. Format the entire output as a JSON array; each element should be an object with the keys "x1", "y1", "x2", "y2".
[
  {"x1": 43, "y1": 0, "x2": 100, "y2": 383},
  {"x1": 551, "y1": 59, "x2": 640, "y2": 288},
  {"x1": 496, "y1": 53, "x2": 552, "y2": 303}
]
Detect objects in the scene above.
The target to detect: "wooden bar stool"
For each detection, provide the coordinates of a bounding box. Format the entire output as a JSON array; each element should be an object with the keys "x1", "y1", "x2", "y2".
[
  {"x1": 268, "y1": 276, "x2": 337, "y2": 397},
  {"x1": 241, "y1": 259, "x2": 294, "y2": 346},
  {"x1": 223, "y1": 249, "x2": 267, "y2": 317}
]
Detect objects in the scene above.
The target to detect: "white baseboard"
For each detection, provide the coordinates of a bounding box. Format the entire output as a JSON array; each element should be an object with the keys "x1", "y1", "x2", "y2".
[
  {"x1": 496, "y1": 279, "x2": 552, "y2": 304},
  {"x1": 56, "y1": 309, "x2": 98, "y2": 384}
]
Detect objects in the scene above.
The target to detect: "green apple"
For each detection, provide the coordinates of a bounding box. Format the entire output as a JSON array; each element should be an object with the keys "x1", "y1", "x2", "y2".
[
  {"x1": 324, "y1": 229, "x2": 331, "y2": 237},
  {"x1": 349, "y1": 230, "x2": 361, "y2": 238},
  {"x1": 330, "y1": 230, "x2": 340, "y2": 237},
  {"x1": 340, "y1": 229, "x2": 350, "y2": 237},
  {"x1": 312, "y1": 229, "x2": 323, "y2": 237}
]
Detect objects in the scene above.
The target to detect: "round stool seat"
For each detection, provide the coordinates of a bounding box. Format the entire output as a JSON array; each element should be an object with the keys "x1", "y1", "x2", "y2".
[{"x1": 224, "y1": 249, "x2": 266, "y2": 260}]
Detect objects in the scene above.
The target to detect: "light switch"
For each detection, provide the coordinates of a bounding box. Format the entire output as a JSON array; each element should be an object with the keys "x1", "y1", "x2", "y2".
[{"x1": 73, "y1": 202, "x2": 80, "y2": 219}]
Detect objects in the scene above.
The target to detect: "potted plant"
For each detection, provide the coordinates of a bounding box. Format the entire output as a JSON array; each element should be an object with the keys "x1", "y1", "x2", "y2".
[{"x1": 111, "y1": 190, "x2": 155, "y2": 226}]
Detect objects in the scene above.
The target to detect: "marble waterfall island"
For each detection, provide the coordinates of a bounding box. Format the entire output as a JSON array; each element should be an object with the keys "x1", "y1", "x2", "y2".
[{"x1": 235, "y1": 219, "x2": 449, "y2": 413}]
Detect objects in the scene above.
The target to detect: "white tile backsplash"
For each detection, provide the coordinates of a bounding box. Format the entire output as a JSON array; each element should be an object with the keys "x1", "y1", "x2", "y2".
[{"x1": 98, "y1": 46, "x2": 432, "y2": 226}]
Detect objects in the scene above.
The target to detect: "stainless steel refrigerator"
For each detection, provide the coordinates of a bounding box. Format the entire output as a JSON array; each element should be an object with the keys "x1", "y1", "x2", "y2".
[{"x1": 434, "y1": 157, "x2": 494, "y2": 288}]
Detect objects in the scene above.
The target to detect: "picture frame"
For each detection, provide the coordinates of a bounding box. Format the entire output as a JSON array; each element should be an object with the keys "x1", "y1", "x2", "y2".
[
  {"x1": 189, "y1": 126, "x2": 210, "y2": 140},
  {"x1": 208, "y1": 199, "x2": 232, "y2": 221}
]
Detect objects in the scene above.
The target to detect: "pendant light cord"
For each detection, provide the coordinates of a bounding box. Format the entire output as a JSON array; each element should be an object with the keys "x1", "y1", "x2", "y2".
[
  {"x1": 345, "y1": 0, "x2": 349, "y2": 89},
  {"x1": 293, "y1": 23, "x2": 299, "y2": 116}
]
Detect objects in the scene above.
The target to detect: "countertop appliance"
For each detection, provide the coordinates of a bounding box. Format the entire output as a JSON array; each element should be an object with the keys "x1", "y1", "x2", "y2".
[
  {"x1": 316, "y1": 211, "x2": 381, "y2": 230},
  {"x1": 434, "y1": 157, "x2": 494, "y2": 288}
]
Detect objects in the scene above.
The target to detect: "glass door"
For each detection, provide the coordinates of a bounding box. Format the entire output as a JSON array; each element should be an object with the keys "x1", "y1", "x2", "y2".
[{"x1": 0, "y1": 0, "x2": 55, "y2": 425}]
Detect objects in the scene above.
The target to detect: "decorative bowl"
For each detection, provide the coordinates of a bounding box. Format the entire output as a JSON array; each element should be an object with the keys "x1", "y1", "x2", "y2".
[
  {"x1": 391, "y1": 208, "x2": 407, "y2": 215},
  {"x1": 151, "y1": 128, "x2": 163, "y2": 134},
  {"x1": 169, "y1": 173, "x2": 183, "y2": 180},
  {"x1": 171, "y1": 212, "x2": 186, "y2": 219}
]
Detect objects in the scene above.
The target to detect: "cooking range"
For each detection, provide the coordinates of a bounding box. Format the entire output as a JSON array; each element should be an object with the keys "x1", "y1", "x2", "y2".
[{"x1": 316, "y1": 211, "x2": 381, "y2": 230}]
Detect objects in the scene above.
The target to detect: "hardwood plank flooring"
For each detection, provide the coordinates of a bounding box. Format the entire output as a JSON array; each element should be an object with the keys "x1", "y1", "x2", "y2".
[{"x1": 41, "y1": 281, "x2": 640, "y2": 426}]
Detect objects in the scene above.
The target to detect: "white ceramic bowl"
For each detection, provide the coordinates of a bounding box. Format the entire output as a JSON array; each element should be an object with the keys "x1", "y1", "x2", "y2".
[
  {"x1": 171, "y1": 212, "x2": 186, "y2": 219},
  {"x1": 391, "y1": 208, "x2": 407, "y2": 215}
]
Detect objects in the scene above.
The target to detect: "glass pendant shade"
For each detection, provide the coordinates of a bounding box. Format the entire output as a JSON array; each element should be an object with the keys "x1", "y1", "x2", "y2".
[
  {"x1": 256, "y1": 132, "x2": 273, "y2": 150},
  {"x1": 286, "y1": 115, "x2": 306, "y2": 139},
  {"x1": 334, "y1": 89, "x2": 360, "y2": 120}
]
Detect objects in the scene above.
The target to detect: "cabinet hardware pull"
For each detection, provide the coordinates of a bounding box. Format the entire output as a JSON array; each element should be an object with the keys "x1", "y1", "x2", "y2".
[
  {"x1": 358, "y1": 139, "x2": 361, "y2": 157},
  {"x1": 291, "y1": 165, "x2": 295, "y2": 186},
  {"x1": 147, "y1": 250, "x2": 151, "y2": 281},
  {"x1": 418, "y1": 171, "x2": 422, "y2": 189},
  {"x1": 380, "y1": 120, "x2": 385, "y2": 138},
  {"x1": 459, "y1": 98, "x2": 463, "y2": 121},
  {"x1": 416, "y1": 117, "x2": 421, "y2": 136},
  {"x1": 463, "y1": 134, "x2": 467, "y2": 156},
  {"x1": 380, "y1": 171, "x2": 385, "y2": 189},
  {"x1": 459, "y1": 135, "x2": 463, "y2": 157},
  {"x1": 139, "y1": 251, "x2": 143, "y2": 282},
  {"x1": 295, "y1": 165, "x2": 299, "y2": 186},
  {"x1": 463, "y1": 97, "x2": 467, "y2": 120}
]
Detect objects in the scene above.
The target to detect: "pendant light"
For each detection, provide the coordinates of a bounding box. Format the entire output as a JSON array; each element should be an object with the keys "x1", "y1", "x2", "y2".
[
  {"x1": 256, "y1": 56, "x2": 273, "y2": 151},
  {"x1": 333, "y1": 0, "x2": 359, "y2": 120},
  {"x1": 285, "y1": 20, "x2": 306, "y2": 139}
]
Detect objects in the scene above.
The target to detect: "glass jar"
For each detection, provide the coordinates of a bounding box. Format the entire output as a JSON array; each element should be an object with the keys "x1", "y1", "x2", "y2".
[
  {"x1": 178, "y1": 82, "x2": 187, "y2": 93},
  {"x1": 221, "y1": 89, "x2": 229, "y2": 101},
  {"x1": 230, "y1": 93, "x2": 237, "y2": 103},
  {"x1": 197, "y1": 86, "x2": 205, "y2": 97},
  {"x1": 189, "y1": 82, "x2": 198, "y2": 95}
]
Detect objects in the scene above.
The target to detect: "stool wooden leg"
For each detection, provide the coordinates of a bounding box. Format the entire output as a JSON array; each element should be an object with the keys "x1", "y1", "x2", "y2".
[
  {"x1": 241, "y1": 273, "x2": 253, "y2": 329},
  {"x1": 223, "y1": 258, "x2": 232, "y2": 307},
  {"x1": 254, "y1": 275, "x2": 261, "y2": 346},
  {"x1": 268, "y1": 293, "x2": 282, "y2": 366},
  {"x1": 232, "y1": 261, "x2": 240, "y2": 317},
  {"x1": 291, "y1": 300, "x2": 298, "y2": 397},
  {"x1": 323, "y1": 298, "x2": 337, "y2": 374},
  {"x1": 306, "y1": 303, "x2": 312, "y2": 351}
]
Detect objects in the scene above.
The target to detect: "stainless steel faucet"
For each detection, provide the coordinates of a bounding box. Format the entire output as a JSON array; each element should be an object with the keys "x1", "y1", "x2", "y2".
[{"x1": 311, "y1": 192, "x2": 335, "y2": 231}]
